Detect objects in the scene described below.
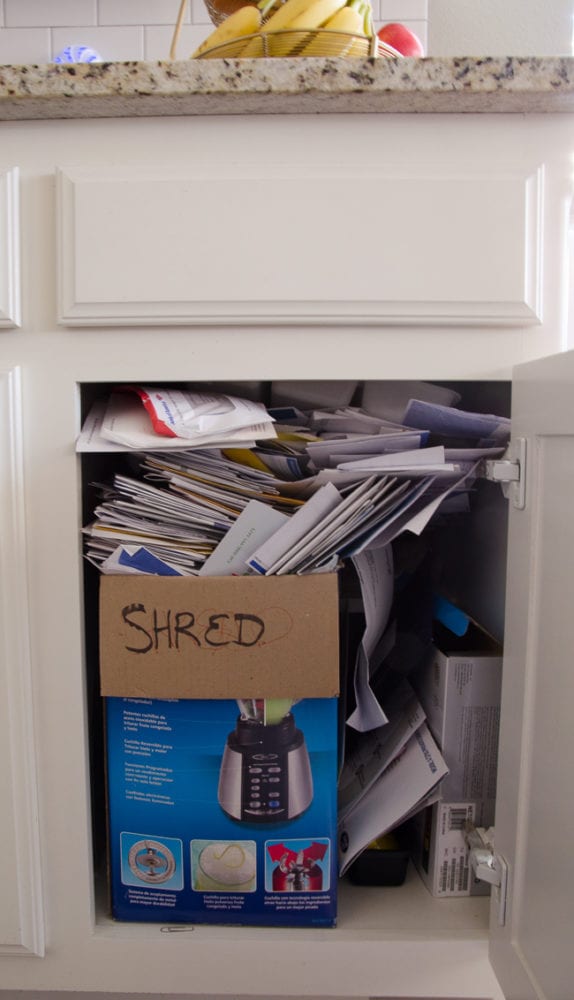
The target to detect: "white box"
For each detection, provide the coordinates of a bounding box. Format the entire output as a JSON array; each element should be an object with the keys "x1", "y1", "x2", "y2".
[
  {"x1": 414, "y1": 622, "x2": 502, "y2": 810},
  {"x1": 411, "y1": 800, "x2": 487, "y2": 897},
  {"x1": 410, "y1": 623, "x2": 503, "y2": 897}
]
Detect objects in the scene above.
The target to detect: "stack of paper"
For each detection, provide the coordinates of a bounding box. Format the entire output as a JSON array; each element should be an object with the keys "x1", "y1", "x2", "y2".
[
  {"x1": 338, "y1": 679, "x2": 449, "y2": 876},
  {"x1": 82, "y1": 471, "x2": 231, "y2": 574},
  {"x1": 77, "y1": 386, "x2": 277, "y2": 452},
  {"x1": 81, "y1": 383, "x2": 512, "y2": 874}
]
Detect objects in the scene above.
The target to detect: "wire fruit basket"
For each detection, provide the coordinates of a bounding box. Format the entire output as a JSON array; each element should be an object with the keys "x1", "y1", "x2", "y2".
[
  {"x1": 169, "y1": 0, "x2": 401, "y2": 61},
  {"x1": 205, "y1": 0, "x2": 258, "y2": 24},
  {"x1": 194, "y1": 28, "x2": 398, "y2": 59}
]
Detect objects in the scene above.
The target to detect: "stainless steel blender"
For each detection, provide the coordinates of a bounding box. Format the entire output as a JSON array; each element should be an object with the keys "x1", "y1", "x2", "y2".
[{"x1": 217, "y1": 699, "x2": 313, "y2": 823}]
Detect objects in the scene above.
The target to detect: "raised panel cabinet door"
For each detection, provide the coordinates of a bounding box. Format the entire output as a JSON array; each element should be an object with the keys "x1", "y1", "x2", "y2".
[
  {"x1": 490, "y1": 348, "x2": 574, "y2": 1000},
  {"x1": 0, "y1": 365, "x2": 44, "y2": 956},
  {"x1": 0, "y1": 168, "x2": 21, "y2": 328},
  {"x1": 56, "y1": 163, "x2": 542, "y2": 327}
]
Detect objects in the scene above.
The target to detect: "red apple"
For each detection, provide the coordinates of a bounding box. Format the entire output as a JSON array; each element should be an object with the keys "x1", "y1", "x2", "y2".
[{"x1": 377, "y1": 22, "x2": 425, "y2": 57}]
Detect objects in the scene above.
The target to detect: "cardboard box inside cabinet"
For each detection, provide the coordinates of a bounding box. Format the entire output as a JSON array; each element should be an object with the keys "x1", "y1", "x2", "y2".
[
  {"x1": 410, "y1": 800, "x2": 490, "y2": 898},
  {"x1": 101, "y1": 573, "x2": 340, "y2": 927},
  {"x1": 409, "y1": 622, "x2": 503, "y2": 898}
]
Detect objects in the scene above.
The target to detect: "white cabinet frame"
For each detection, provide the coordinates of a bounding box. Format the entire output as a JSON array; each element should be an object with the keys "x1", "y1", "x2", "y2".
[
  {"x1": 0, "y1": 364, "x2": 44, "y2": 956},
  {"x1": 0, "y1": 168, "x2": 21, "y2": 328}
]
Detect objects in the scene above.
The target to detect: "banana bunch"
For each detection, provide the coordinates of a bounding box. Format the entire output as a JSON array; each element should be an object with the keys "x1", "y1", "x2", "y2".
[
  {"x1": 300, "y1": 0, "x2": 372, "y2": 56},
  {"x1": 191, "y1": 5, "x2": 262, "y2": 58},
  {"x1": 192, "y1": 0, "x2": 373, "y2": 59}
]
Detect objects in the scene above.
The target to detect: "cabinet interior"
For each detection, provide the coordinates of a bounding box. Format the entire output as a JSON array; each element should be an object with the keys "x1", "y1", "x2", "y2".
[{"x1": 78, "y1": 377, "x2": 511, "y2": 938}]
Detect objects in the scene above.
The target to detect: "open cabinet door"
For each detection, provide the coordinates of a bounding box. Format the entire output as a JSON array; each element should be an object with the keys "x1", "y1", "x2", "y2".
[{"x1": 490, "y1": 349, "x2": 574, "y2": 999}]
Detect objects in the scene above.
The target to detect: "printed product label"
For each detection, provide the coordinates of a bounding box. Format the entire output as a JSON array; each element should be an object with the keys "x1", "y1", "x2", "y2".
[{"x1": 435, "y1": 802, "x2": 475, "y2": 897}]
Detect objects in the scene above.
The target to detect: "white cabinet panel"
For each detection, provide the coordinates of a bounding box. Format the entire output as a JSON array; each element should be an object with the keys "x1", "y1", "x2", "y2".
[
  {"x1": 490, "y1": 349, "x2": 574, "y2": 1000},
  {"x1": 0, "y1": 365, "x2": 44, "y2": 956},
  {"x1": 0, "y1": 168, "x2": 21, "y2": 328},
  {"x1": 56, "y1": 165, "x2": 543, "y2": 327}
]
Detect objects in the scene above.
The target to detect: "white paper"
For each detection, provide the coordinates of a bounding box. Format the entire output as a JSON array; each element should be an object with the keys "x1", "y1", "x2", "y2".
[
  {"x1": 248, "y1": 482, "x2": 343, "y2": 575},
  {"x1": 199, "y1": 500, "x2": 288, "y2": 577},
  {"x1": 307, "y1": 408, "x2": 389, "y2": 435},
  {"x1": 341, "y1": 476, "x2": 434, "y2": 558},
  {"x1": 76, "y1": 399, "x2": 130, "y2": 452},
  {"x1": 364, "y1": 461, "x2": 481, "y2": 547},
  {"x1": 95, "y1": 393, "x2": 276, "y2": 451},
  {"x1": 131, "y1": 386, "x2": 275, "y2": 438},
  {"x1": 271, "y1": 477, "x2": 385, "y2": 576},
  {"x1": 338, "y1": 722, "x2": 449, "y2": 875},
  {"x1": 306, "y1": 431, "x2": 427, "y2": 469},
  {"x1": 338, "y1": 680, "x2": 427, "y2": 820},
  {"x1": 346, "y1": 546, "x2": 395, "y2": 732},
  {"x1": 360, "y1": 380, "x2": 462, "y2": 424},
  {"x1": 339, "y1": 445, "x2": 446, "y2": 471},
  {"x1": 294, "y1": 480, "x2": 411, "y2": 575}
]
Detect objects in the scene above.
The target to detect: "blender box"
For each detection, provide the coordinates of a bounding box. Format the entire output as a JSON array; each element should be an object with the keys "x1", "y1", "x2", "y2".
[
  {"x1": 409, "y1": 622, "x2": 503, "y2": 897},
  {"x1": 99, "y1": 573, "x2": 340, "y2": 927}
]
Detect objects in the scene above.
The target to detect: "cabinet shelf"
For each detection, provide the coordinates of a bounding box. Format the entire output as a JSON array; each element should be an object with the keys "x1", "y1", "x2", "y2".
[
  {"x1": 88, "y1": 868, "x2": 497, "y2": 998},
  {"x1": 93, "y1": 866, "x2": 491, "y2": 940}
]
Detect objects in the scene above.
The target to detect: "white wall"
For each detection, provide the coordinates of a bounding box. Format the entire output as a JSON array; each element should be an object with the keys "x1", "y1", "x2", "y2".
[
  {"x1": 0, "y1": 0, "x2": 428, "y2": 63},
  {"x1": 428, "y1": 0, "x2": 574, "y2": 56},
  {"x1": 1, "y1": 0, "x2": 570, "y2": 66}
]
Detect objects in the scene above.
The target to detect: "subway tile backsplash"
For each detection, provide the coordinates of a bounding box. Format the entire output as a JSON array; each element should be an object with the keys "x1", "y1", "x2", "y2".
[{"x1": 0, "y1": 0, "x2": 428, "y2": 64}]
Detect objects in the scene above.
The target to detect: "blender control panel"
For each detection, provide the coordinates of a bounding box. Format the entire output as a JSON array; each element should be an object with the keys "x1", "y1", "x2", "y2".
[{"x1": 242, "y1": 754, "x2": 288, "y2": 819}]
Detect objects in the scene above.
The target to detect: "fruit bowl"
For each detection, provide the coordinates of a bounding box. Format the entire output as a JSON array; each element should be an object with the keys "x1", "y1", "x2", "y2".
[
  {"x1": 204, "y1": 0, "x2": 258, "y2": 26},
  {"x1": 194, "y1": 28, "x2": 400, "y2": 58}
]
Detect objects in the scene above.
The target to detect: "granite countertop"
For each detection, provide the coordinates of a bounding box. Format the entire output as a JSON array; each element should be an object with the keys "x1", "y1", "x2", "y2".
[{"x1": 1, "y1": 55, "x2": 574, "y2": 120}]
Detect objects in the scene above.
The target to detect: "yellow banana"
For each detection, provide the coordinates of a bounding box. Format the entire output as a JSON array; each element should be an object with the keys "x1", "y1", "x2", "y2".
[
  {"x1": 286, "y1": 0, "x2": 347, "y2": 31},
  {"x1": 268, "y1": 0, "x2": 348, "y2": 55},
  {"x1": 301, "y1": 0, "x2": 365, "y2": 55},
  {"x1": 239, "y1": 0, "x2": 313, "y2": 55},
  {"x1": 323, "y1": 3, "x2": 364, "y2": 31},
  {"x1": 191, "y1": 4, "x2": 262, "y2": 57},
  {"x1": 262, "y1": 0, "x2": 321, "y2": 31},
  {"x1": 346, "y1": 0, "x2": 373, "y2": 54}
]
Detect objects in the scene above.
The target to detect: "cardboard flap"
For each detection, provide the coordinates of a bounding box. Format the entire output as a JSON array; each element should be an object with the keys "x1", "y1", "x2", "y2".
[{"x1": 99, "y1": 573, "x2": 340, "y2": 699}]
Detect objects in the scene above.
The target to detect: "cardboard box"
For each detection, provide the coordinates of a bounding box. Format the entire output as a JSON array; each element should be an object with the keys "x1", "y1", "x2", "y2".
[
  {"x1": 411, "y1": 800, "x2": 485, "y2": 898},
  {"x1": 101, "y1": 573, "x2": 340, "y2": 927},
  {"x1": 410, "y1": 622, "x2": 502, "y2": 897}
]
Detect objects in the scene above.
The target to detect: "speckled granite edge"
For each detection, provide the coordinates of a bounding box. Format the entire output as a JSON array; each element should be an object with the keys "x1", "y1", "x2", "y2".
[{"x1": 1, "y1": 56, "x2": 574, "y2": 119}]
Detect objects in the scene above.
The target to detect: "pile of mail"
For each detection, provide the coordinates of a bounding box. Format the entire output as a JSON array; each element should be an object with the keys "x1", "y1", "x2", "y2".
[
  {"x1": 337, "y1": 677, "x2": 449, "y2": 876},
  {"x1": 79, "y1": 380, "x2": 511, "y2": 876},
  {"x1": 78, "y1": 385, "x2": 277, "y2": 451},
  {"x1": 80, "y1": 382, "x2": 510, "y2": 581}
]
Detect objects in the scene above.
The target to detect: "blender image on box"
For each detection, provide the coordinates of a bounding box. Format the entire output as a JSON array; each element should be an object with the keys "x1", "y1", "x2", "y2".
[
  {"x1": 218, "y1": 698, "x2": 313, "y2": 822},
  {"x1": 267, "y1": 840, "x2": 329, "y2": 892}
]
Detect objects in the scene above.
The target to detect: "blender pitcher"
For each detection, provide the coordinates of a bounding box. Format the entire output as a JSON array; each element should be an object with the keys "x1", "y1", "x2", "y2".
[{"x1": 217, "y1": 699, "x2": 313, "y2": 822}]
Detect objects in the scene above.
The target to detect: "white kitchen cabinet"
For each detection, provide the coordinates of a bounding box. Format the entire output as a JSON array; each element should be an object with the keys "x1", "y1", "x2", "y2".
[
  {"x1": 0, "y1": 167, "x2": 20, "y2": 327},
  {"x1": 0, "y1": 364, "x2": 44, "y2": 959},
  {"x1": 56, "y1": 157, "x2": 542, "y2": 329},
  {"x1": 0, "y1": 105, "x2": 573, "y2": 1000}
]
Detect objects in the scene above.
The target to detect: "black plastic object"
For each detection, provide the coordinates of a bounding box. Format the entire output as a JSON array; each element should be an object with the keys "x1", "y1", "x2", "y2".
[{"x1": 346, "y1": 834, "x2": 410, "y2": 887}]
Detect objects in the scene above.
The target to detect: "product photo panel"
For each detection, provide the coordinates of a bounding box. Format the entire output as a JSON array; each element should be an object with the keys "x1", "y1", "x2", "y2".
[{"x1": 105, "y1": 696, "x2": 338, "y2": 926}]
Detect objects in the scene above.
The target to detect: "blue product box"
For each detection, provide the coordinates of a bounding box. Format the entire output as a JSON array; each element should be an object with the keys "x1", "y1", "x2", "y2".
[
  {"x1": 100, "y1": 573, "x2": 340, "y2": 927},
  {"x1": 105, "y1": 695, "x2": 338, "y2": 926}
]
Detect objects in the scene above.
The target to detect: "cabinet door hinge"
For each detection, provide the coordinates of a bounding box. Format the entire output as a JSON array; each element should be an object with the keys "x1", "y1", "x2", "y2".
[
  {"x1": 464, "y1": 822, "x2": 509, "y2": 926},
  {"x1": 483, "y1": 437, "x2": 526, "y2": 510}
]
